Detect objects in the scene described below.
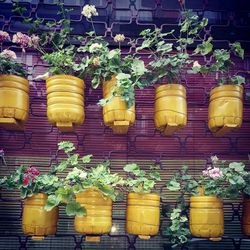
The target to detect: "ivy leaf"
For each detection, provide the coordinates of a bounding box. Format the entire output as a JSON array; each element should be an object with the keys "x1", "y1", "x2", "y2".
[
  {"x1": 124, "y1": 163, "x2": 140, "y2": 173},
  {"x1": 131, "y1": 59, "x2": 147, "y2": 76},
  {"x1": 58, "y1": 141, "x2": 75, "y2": 153},
  {"x1": 45, "y1": 194, "x2": 61, "y2": 211},
  {"x1": 231, "y1": 42, "x2": 244, "y2": 59}
]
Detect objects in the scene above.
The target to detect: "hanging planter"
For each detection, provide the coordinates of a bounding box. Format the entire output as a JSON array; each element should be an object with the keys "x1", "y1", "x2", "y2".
[
  {"x1": 154, "y1": 84, "x2": 187, "y2": 136},
  {"x1": 208, "y1": 84, "x2": 243, "y2": 137},
  {"x1": 0, "y1": 74, "x2": 29, "y2": 130},
  {"x1": 22, "y1": 193, "x2": 58, "y2": 240},
  {"x1": 103, "y1": 76, "x2": 135, "y2": 134},
  {"x1": 46, "y1": 75, "x2": 84, "y2": 132},
  {"x1": 126, "y1": 192, "x2": 160, "y2": 240},
  {"x1": 242, "y1": 196, "x2": 250, "y2": 236},
  {"x1": 74, "y1": 189, "x2": 112, "y2": 242},
  {"x1": 189, "y1": 196, "x2": 224, "y2": 240}
]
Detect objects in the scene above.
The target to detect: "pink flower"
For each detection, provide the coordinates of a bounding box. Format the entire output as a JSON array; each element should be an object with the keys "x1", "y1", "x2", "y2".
[
  {"x1": 0, "y1": 49, "x2": 17, "y2": 60},
  {"x1": 23, "y1": 175, "x2": 29, "y2": 185},
  {"x1": 0, "y1": 31, "x2": 10, "y2": 43},
  {"x1": 12, "y1": 32, "x2": 31, "y2": 50},
  {"x1": 24, "y1": 166, "x2": 40, "y2": 176},
  {"x1": 203, "y1": 166, "x2": 223, "y2": 179}
]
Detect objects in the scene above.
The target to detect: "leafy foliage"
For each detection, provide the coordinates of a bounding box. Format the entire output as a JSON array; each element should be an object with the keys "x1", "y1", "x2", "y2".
[
  {"x1": 123, "y1": 163, "x2": 161, "y2": 193},
  {"x1": 137, "y1": 10, "x2": 208, "y2": 84},
  {"x1": 46, "y1": 141, "x2": 125, "y2": 216},
  {"x1": 0, "y1": 166, "x2": 62, "y2": 199},
  {"x1": 0, "y1": 55, "x2": 27, "y2": 77}
]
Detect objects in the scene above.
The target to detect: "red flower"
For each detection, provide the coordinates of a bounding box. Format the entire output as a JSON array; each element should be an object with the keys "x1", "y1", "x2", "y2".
[{"x1": 23, "y1": 175, "x2": 29, "y2": 185}]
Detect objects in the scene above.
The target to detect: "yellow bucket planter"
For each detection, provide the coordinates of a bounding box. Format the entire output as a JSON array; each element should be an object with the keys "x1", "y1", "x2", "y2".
[
  {"x1": 189, "y1": 196, "x2": 224, "y2": 240},
  {"x1": 0, "y1": 74, "x2": 29, "y2": 130},
  {"x1": 242, "y1": 196, "x2": 250, "y2": 236},
  {"x1": 154, "y1": 84, "x2": 187, "y2": 136},
  {"x1": 208, "y1": 84, "x2": 243, "y2": 136},
  {"x1": 103, "y1": 76, "x2": 135, "y2": 134},
  {"x1": 46, "y1": 75, "x2": 84, "y2": 132},
  {"x1": 22, "y1": 193, "x2": 58, "y2": 240},
  {"x1": 126, "y1": 192, "x2": 160, "y2": 240},
  {"x1": 74, "y1": 189, "x2": 112, "y2": 242}
]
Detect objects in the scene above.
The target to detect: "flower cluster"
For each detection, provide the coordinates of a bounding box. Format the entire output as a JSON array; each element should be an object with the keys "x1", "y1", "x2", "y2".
[
  {"x1": 81, "y1": 4, "x2": 98, "y2": 18},
  {"x1": 66, "y1": 167, "x2": 87, "y2": 181},
  {"x1": 93, "y1": 57, "x2": 100, "y2": 66},
  {"x1": 89, "y1": 43, "x2": 103, "y2": 53},
  {"x1": 30, "y1": 34, "x2": 40, "y2": 48},
  {"x1": 12, "y1": 32, "x2": 31, "y2": 50},
  {"x1": 0, "y1": 31, "x2": 10, "y2": 43},
  {"x1": 202, "y1": 166, "x2": 223, "y2": 179},
  {"x1": 0, "y1": 49, "x2": 17, "y2": 60},
  {"x1": 114, "y1": 34, "x2": 125, "y2": 43},
  {"x1": 23, "y1": 166, "x2": 40, "y2": 185}
]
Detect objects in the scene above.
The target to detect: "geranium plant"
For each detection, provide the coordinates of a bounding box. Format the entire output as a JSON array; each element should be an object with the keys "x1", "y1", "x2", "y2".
[
  {"x1": 137, "y1": 9, "x2": 208, "y2": 85},
  {"x1": 45, "y1": 141, "x2": 125, "y2": 216},
  {"x1": 191, "y1": 41, "x2": 245, "y2": 85},
  {"x1": 0, "y1": 165, "x2": 62, "y2": 199},
  {"x1": 164, "y1": 156, "x2": 250, "y2": 246},
  {"x1": 0, "y1": 31, "x2": 28, "y2": 77},
  {"x1": 123, "y1": 163, "x2": 161, "y2": 193}
]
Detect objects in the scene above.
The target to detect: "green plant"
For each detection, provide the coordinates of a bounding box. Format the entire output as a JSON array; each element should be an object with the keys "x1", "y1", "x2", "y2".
[
  {"x1": 190, "y1": 42, "x2": 245, "y2": 85},
  {"x1": 45, "y1": 141, "x2": 125, "y2": 216},
  {"x1": 0, "y1": 165, "x2": 61, "y2": 199},
  {"x1": 77, "y1": 32, "x2": 147, "y2": 108},
  {"x1": 164, "y1": 156, "x2": 250, "y2": 246},
  {"x1": 123, "y1": 163, "x2": 161, "y2": 193},
  {"x1": 137, "y1": 9, "x2": 208, "y2": 85}
]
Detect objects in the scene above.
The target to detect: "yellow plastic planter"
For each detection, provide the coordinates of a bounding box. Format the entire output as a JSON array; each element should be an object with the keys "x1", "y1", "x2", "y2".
[
  {"x1": 46, "y1": 75, "x2": 84, "y2": 132},
  {"x1": 126, "y1": 192, "x2": 160, "y2": 239},
  {"x1": 0, "y1": 74, "x2": 29, "y2": 130},
  {"x1": 189, "y1": 196, "x2": 224, "y2": 240},
  {"x1": 208, "y1": 84, "x2": 243, "y2": 136},
  {"x1": 154, "y1": 84, "x2": 187, "y2": 136},
  {"x1": 242, "y1": 196, "x2": 250, "y2": 236},
  {"x1": 103, "y1": 76, "x2": 135, "y2": 134},
  {"x1": 22, "y1": 193, "x2": 58, "y2": 240},
  {"x1": 74, "y1": 189, "x2": 112, "y2": 242}
]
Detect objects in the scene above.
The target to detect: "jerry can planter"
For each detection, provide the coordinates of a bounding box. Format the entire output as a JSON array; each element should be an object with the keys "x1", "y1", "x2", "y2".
[
  {"x1": 22, "y1": 193, "x2": 58, "y2": 240},
  {"x1": 242, "y1": 196, "x2": 250, "y2": 236},
  {"x1": 46, "y1": 75, "x2": 84, "y2": 132},
  {"x1": 154, "y1": 84, "x2": 187, "y2": 136},
  {"x1": 103, "y1": 76, "x2": 135, "y2": 134},
  {"x1": 208, "y1": 84, "x2": 243, "y2": 137},
  {"x1": 0, "y1": 74, "x2": 29, "y2": 130},
  {"x1": 74, "y1": 189, "x2": 112, "y2": 242},
  {"x1": 126, "y1": 193, "x2": 160, "y2": 239},
  {"x1": 189, "y1": 196, "x2": 224, "y2": 240}
]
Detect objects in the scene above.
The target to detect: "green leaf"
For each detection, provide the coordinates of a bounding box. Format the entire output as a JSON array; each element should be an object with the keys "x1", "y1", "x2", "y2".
[
  {"x1": 131, "y1": 59, "x2": 147, "y2": 76},
  {"x1": 66, "y1": 201, "x2": 86, "y2": 216},
  {"x1": 124, "y1": 163, "x2": 139, "y2": 173},
  {"x1": 45, "y1": 194, "x2": 61, "y2": 211},
  {"x1": 231, "y1": 42, "x2": 244, "y2": 59},
  {"x1": 82, "y1": 155, "x2": 93, "y2": 164}
]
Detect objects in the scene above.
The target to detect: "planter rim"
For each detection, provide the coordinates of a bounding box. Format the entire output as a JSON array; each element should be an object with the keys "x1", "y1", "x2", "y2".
[
  {"x1": 210, "y1": 84, "x2": 243, "y2": 95},
  {"x1": 155, "y1": 83, "x2": 186, "y2": 93},
  {"x1": 127, "y1": 192, "x2": 160, "y2": 200},
  {"x1": 46, "y1": 74, "x2": 84, "y2": 83},
  {"x1": 190, "y1": 195, "x2": 222, "y2": 202},
  {"x1": 0, "y1": 74, "x2": 28, "y2": 83},
  {"x1": 25, "y1": 193, "x2": 48, "y2": 199}
]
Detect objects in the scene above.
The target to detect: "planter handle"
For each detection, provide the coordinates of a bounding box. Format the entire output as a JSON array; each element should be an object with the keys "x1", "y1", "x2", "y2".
[
  {"x1": 138, "y1": 235, "x2": 151, "y2": 240},
  {"x1": 31, "y1": 236, "x2": 45, "y2": 241},
  {"x1": 56, "y1": 122, "x2": 74, "y2": 132},
  {"x1": 111, "y1": 121, "x2": 130, "y2": 134},
  {"x1": 164, "y1": 122, "x2": 178, "y2": 136},
  {"x1": 85, "y1": 236, "x2": 101, "y2": 242},
  {"x1": 0, "y1": 117, "x2": 25, "y2": 130},
  {"x1": 214, "y1": 124, "x2": 238, "y2": 137}
]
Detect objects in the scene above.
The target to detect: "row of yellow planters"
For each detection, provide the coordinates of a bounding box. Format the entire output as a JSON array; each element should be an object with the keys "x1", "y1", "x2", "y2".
[
  {"x1": 23, "y1": 191, "x2": 160, "y2": 241},
  {"x1": 0, "y1": 74, "x2": 243, "y2": 136},
  {"x1": 22, "y1": 191, "x2": 250, "y2": 241}
]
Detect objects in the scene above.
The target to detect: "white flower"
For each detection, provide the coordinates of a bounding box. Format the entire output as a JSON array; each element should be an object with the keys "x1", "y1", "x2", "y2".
[
  {"x1": 211, "y1": 155, "x2": 219, "y2": 164},
  {"x1": 0, "y1": 49, "x2": 17, "y2": 60},
  {"x1": 89, "y1": 43, "x2": 102, "y2": 53},
  {"x1": 79, "y1": 171, "x2": 87, "y2": 180},
  {"x1": 114, "y1": 34, "x2": 125, "y2": 43},
  {"x1": 193, "y1": 60, "x2": 201, "y2": 68},
  {"x1": 93, "y1": 57, "x2": 100, "y2": 66},
  {"x1": 81, "y1": 4, "x2": 98, "y2": 19}
]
